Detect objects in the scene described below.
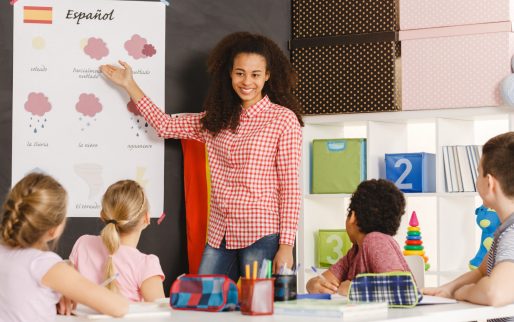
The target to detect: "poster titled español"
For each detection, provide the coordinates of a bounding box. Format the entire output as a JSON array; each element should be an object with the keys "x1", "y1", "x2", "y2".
[{"x1": 13, "y1": 0, "x2": 165, "y2": 217}]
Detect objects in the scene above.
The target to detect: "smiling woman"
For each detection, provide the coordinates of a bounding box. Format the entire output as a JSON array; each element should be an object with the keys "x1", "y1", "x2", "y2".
[
  {"x1": 99, "y1": 32, "x2": 303, "y2": 283},
  {"x1": 230, "y1": 53, "x2": 270, "y2": 109}
]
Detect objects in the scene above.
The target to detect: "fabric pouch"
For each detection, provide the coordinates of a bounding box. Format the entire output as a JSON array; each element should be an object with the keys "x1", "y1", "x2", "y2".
[
  {"x1": 347, "y1": 272, "x2": 422, "y2": 308},
  {"x1": 170, "y1": 274, "x2": 238, "y2": 312}
]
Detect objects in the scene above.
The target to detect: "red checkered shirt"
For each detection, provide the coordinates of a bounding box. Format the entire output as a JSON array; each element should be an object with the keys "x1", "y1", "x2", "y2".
[{"x1": 136, "y1": 95, "x2": 302, "y2": 249}]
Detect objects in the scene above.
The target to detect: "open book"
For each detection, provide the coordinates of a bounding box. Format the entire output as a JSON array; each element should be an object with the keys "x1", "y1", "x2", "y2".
[
  {"x1": 274, "y1": 299, "x2": 387, "y2": 318},
  {"x1": 72, "y1": 301, "x2": 171, "y2": 320}
]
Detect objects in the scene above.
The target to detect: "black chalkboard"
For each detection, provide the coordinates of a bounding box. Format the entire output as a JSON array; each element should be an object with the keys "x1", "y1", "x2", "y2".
[{"x1": 0, "y1": 0, "x2": 290, "y2": 293}]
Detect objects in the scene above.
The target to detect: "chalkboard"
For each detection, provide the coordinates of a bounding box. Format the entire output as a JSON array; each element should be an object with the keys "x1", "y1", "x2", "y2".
[{"x1": 0, "y1": 0, "x2": 290, "y2": 293}]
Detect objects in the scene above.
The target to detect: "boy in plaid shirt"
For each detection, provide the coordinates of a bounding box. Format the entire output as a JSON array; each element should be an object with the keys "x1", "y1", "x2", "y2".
[
  {"x1": 306, "y1": 179, "x2": 411, "y2": 295},
  {"x1": 425, "y1": 132, "x2": 514, "y2": 317}
]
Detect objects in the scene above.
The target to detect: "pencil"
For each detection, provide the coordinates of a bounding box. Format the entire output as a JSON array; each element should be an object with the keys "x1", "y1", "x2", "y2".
[
  {"x1": 252, "y1": 261, "x2": 257, "y2": 279},
  {"x1": 245, "y1": 264, "x2": 250, "y2": 279},
  {"x1": 100, "y1": 272, "x2": 120, "y2": 287}
]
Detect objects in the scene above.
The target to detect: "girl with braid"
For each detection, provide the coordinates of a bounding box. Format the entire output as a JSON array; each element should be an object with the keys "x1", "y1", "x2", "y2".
[
  {"x1": 69, "y1": 179, "x2": 165, "y2": 302},
  {"x1": 0, "y1": 173, "x2": 128, "y2": 321}
]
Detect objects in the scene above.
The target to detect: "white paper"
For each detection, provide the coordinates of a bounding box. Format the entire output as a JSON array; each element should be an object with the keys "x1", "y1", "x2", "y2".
[{"x1": 73, "y1": 302, "x2": 170, "y2": 319}]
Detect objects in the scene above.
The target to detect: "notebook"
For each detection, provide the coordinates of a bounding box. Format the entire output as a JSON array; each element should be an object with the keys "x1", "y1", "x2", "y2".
[
  {"x1": 418, "y1": 295, "x2": 458, "y2": 305},
  {"x1": 274, "y1": 299, "x2": 387, "y2": 318},
  {"x1": 72, "y1": 301, "x2": 171, "y2": 320}
]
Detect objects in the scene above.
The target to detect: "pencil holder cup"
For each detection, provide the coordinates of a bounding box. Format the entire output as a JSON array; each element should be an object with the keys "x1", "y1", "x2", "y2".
[
  {"x1": 273, "y1": 274, "x2": 297, "y2": 301},
  {"x1": 240, "y1": 278, "x2": 274, "y2": 315}
]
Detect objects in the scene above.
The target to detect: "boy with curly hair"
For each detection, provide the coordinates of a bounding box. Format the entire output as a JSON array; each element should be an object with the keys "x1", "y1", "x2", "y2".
[
  {"x1": 306, "y1": 179, "x2": 411, "y2": 295},
  {"x1": 424, "y1": 132, "x2": 514, "y2": 310}
]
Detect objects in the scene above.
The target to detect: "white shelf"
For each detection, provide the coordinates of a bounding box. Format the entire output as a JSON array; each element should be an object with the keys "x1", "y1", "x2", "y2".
[
  {"x1": 303, "y1": 105, "x2": 514, "y2": 125},
  {"x1": 305, "y1": 192, "x2": 478, "y2": 199},
  {"x1": 297, "y1": 106, "x2": 514, "y2": 293},
  {"x1": 304, "y1": 194, "x2": 351, "y2": 199}
]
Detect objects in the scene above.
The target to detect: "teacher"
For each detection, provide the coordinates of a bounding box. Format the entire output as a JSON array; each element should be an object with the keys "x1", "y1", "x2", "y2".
[{"x1": 100, "y1": 32, "x2": 303, "y2": 282}]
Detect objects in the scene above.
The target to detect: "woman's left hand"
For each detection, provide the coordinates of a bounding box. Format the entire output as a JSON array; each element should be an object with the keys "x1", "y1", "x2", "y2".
[{"x1": 273, "y1": 244, "x2": 294, "y2": 274}]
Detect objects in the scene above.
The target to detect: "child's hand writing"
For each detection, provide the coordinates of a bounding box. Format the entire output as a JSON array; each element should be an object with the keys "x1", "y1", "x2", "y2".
[
  {"x1": 422, "y1": 286, "x2": 453, "y2": 299},
  {"x1": 337, "y1": 280, "x2": 351, "y2": 296},
  {"x1": 307, "y1": 276, "x2": 339, "y2": 294},
  {"x1": 56, "y1": 295, "x2": 76, "y2": 315}
]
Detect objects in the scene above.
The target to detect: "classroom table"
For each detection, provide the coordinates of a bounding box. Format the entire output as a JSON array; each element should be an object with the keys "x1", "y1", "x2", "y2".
[{"x1": 56, "y1": 301, "x2": 514, "y2": 322}]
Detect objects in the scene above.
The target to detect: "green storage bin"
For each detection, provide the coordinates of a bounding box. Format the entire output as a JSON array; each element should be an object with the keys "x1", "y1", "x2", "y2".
[
  {"x1": 311, "y1": 138, "x2": 366, "y2": 194},
  {"x1": 317, "y1": 229, "x2": 353, "y2": 267}
]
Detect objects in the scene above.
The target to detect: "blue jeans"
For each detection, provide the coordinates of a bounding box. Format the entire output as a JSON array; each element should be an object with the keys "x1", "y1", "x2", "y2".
[{"x1": 198, "y1": 234, "x2": 279, "y2": 283}]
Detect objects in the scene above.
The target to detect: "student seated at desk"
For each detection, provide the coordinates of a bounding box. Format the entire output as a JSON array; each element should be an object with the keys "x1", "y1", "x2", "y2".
[
  {"x1": 306, "y1": 179, "x2": 411, "y2": 296},
  {"x1": 0, "y1": 173, "x2": 128, "y2": 322},
  {"x1": 424, "y1": 132, "x2": 514, "y2": 311},
  {"x1": 69, "y1": 180, "x2": 165, "y2": 302}
]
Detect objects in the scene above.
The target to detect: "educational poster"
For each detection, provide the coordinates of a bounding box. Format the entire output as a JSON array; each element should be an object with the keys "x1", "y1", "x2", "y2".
[{"x1": 12, "y1": 0, "x2": 165, "y2": 217}]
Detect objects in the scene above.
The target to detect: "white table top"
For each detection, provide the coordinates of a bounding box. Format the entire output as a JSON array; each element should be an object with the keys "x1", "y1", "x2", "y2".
[{"x1": 56, "y1": 301, "x2": 514, "y2": 322}]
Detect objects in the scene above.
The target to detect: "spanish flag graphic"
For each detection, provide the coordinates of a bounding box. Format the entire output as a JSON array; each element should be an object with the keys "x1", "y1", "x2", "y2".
[{"x1": 23, "y1": 6, "x2": 53, "y2": 24}]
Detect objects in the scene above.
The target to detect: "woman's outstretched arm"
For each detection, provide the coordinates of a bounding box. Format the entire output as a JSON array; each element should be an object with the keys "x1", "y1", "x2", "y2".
[{"x1": 100, "y1": 60, "x2": 145, "y2": 103}]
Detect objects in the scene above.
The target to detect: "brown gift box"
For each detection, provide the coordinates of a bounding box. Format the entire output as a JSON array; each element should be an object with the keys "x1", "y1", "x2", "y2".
[{"x1": 291, "y1": 0, "x2": 401, "y2": 115}]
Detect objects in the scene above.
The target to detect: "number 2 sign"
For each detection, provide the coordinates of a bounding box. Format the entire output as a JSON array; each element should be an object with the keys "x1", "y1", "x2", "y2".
[{"x1": 385, "y1": 153, "x2": 436, "y2": 193}]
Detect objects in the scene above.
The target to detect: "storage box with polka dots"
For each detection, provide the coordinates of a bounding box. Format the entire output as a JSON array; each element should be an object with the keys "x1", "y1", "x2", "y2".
[
  {"x1": 291, "y1": 0, "x2": 401, "y2": 115},
  {"x1": 401, "y1": 23, "x2": 514, "y2": 110},
  {"x1": 399, "y1": 0, "x2": 512, "y2": 30}
]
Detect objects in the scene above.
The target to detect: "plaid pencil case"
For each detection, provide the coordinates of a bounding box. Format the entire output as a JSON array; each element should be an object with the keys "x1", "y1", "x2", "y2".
[
  {"x1": 347, "y1": 272, "x2": 422, "y2": 308},
  {"x1": 170, "y1": 274, "x2": 238, "y2": 312}
]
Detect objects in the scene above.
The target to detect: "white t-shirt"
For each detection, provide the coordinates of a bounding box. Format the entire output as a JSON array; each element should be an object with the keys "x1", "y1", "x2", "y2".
[{"x1": 0, "y1": 243, "x2": 62, "y2": 322}]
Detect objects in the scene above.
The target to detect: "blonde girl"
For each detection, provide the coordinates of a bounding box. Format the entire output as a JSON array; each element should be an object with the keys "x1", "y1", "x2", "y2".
[
  {"x1": 0, "y1": 173, "x2": 128, "y2": 322},
  {"x1": 70, "y1": 180, "x2": 165, "y2": 302}
]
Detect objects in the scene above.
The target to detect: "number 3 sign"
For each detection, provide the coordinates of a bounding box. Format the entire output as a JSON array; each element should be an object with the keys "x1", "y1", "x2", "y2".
[
  {"x1": 317, "y1": 229, "x2": 352, "y2": 268},
  {"x1": 385, "y1": 153, "x2": 436, "y2": 193}
]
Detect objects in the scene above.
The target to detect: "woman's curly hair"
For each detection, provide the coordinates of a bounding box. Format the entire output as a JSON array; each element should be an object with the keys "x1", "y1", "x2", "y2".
[
  {"x1": 200, "y1": 32, "x2": 303, "y2": 134},
  {"x1": 348, "y1": 179, "x2": 406, "y2": 236}
]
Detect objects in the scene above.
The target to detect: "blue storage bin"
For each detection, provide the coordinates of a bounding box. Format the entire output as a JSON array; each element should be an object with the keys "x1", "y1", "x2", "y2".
[{"x1": 385, "y1": 152, "x2": 435, "y2": 193}]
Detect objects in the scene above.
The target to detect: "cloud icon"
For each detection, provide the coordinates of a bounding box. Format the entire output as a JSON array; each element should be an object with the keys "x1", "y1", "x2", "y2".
[
  {"x1": 142, "y1": 44, "x2": 156, "y2": 57},
  {"x1": 126, "y1": 99, "x2": 149, "y2": 137},
  {"x1": 125, "y1": 34, "x2": 147, "y2": 59},
  {"x1": 127, "y1": 100, "x2": 141, "y2": 116},
  {"x1": 84, "y1": 37, "x2": 109, "y2": 60},
  {"x1": 76, "y1": 93, "x2": 102, "y2": 117},
  {"x1": 25, "y1": 92, "x2": 51, "y2": 116},
  {"x1": 124, "y1": 34, "x2": 157, "y2": 59}
]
